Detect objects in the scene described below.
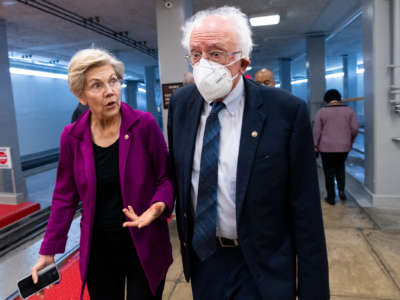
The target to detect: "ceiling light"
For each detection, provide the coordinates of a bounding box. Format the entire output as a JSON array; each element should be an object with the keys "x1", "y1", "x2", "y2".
[
  {"x1": 2, "y1": 1, "x2": 17, "y2": 7},
  {"x1": 246, "y1": 66, "x2": 252, "y2": 71},
  {"x1": 250, "y1": 15, "x2": 280, "y2": 27}
]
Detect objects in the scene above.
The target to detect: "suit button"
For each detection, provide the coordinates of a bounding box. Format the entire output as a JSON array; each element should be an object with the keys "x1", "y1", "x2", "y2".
[
  {"x1": 183, "y1": 242, "x2": 187, "y2": 247},
  {"x1": 184, "y1": 213, "x2": 187, "y2": 218}
]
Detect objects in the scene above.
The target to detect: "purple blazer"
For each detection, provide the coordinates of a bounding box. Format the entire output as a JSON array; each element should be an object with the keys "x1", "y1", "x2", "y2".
[
  {"x1": 39, "y1": 103, "x2": 174, "y2": 297},
  {"x1": 313, "y1": 105, "x2": 359, "y2": 152}
]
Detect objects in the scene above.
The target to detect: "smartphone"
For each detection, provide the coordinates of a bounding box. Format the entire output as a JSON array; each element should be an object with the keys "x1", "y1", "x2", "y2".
[{"x1": 17, "y1": 263, "x2": 60, "y2": 299}]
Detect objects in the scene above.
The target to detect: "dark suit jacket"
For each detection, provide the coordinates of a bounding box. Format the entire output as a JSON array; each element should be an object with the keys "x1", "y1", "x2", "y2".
[{"x1": 168, "y1": 78, "x2": 330, "y2": 300}]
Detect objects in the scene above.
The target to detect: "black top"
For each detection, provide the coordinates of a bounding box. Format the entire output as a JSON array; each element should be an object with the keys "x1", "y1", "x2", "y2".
[{"x1": 93, "y1": 139, "x2": 126, "y2": 229}]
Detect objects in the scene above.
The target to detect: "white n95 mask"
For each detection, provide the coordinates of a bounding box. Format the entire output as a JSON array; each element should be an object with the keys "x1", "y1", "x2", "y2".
[{"x1": 193, "y1": 59, "x2": 240, "y2": 102}]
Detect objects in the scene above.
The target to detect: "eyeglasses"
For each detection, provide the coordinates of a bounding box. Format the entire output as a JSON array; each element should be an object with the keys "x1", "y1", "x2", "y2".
[
  {"x1": 184, "y1": 50, "x2": 241, "y2": 65},
  {"x1": 86, "y1": 76, "x2": 122, "y2": 94}
]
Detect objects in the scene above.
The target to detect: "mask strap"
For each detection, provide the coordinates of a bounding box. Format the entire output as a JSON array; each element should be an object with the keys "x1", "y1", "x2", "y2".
[{"x1": 225, "y1": 57, "x2": 244, "y2": 81}]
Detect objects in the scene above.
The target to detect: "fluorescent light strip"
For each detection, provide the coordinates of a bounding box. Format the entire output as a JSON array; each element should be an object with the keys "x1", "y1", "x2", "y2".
[
  {"x1": 138, "y1": 87, "x2": 147, "y2": 93},
  {"x1": 325, "y1": 72, "x2": 344, "y2": 79},
  {"x1": 292, "y1": 79, "x2": 308, "y2": 85},
  {"x1": 356, "y1": 68, "x2": 365, "y2": 74},
  {"x1": 10, "y1": 67, "x2": 68, "y2": 80},
  {"x1": 250, "y1": 15, "x2": 280, "y2": 26}
]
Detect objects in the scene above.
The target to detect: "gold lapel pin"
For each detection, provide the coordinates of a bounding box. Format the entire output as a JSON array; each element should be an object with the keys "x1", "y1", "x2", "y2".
[
  {"x1": 124, "y1": 134, "x2": 129, "y2": 140},
  {"x1": 251, "y1": 131, "x2": 258, "y2": 138}
]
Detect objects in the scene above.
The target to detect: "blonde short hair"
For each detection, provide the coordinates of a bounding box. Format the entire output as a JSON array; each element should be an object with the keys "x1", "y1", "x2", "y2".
[{"x1": 68, "y1": 48, "x2": 124, "y2": 96}]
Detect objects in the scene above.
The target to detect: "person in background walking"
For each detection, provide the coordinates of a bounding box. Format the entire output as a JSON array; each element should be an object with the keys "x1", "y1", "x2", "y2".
[{"x1": 313, "y1": 89, "x2": 359, "y2": 205}]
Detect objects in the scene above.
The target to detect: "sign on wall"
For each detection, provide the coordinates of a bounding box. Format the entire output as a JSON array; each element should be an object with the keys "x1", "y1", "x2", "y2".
[
  {"x1": 162, "y1": 82, "x2": 183, "y2": 109},
  {"x1": 0, "y1": 147, "x2": 12, "y2": 169}
]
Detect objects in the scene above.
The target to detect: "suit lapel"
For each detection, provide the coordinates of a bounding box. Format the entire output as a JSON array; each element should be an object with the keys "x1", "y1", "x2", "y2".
[
  {"x1": 236, "y1": 78, "x2": 268, "y2": 218},
  {"x1": 183, "y1": 89, "x2": 203, "y2": 214}
]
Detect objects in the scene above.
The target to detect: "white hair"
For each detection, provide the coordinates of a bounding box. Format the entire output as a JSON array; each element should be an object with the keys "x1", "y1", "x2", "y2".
[{"x1": 181, "y1": 6, "x2": 253, "y2": 59}]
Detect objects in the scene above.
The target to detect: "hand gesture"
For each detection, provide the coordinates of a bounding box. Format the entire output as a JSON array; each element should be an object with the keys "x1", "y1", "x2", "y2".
[{"x1": 122, "y1": 202, "x2": 166, "y2": 229}]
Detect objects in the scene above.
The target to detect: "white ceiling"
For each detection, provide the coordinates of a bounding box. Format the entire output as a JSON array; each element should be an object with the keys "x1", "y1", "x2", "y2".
[{"x1": 0, "y1": 0, "x2": 363, "y2": 80}]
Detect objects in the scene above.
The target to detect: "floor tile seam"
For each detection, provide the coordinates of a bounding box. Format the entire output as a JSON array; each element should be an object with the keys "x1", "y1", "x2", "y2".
[
  {"x1": 331, "y1": 292, "x2": 400, "y2": 300},
  {"x1": 331, "y1": 291, "x2": 395, "y2": 299},
  {"x1": 359, "y1": 228, "x2": 400, "y2": 294},
  {"x1": 325, "y1": 225, "x2": 375, "y2": 230},
  {"x1": 166, "y1": 280, "x2": 179, "y2": 300},
  {"x1": 357, "y1": 204, "x2": 381, "y2": 230}
]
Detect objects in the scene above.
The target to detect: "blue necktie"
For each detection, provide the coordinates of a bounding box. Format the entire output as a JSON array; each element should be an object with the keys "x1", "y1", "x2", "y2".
[{"x1": 192, "y1": 101, "x2": 225, "y2": 261}]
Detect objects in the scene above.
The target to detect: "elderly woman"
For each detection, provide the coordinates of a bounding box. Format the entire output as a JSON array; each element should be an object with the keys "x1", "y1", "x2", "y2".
[
  {"x1": 31, "y1": 48, "x2": 174, "y2": 300},
  {"x1": 313, "y1": 89, "x2": 359, "y2": 205}
]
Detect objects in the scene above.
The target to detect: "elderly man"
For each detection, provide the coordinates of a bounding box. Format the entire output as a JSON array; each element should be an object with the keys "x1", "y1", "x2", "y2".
[
  {"x1": 168, "y1": 6, "x2": 329, "y2": 300},
  {"x1": 254, "y1": 67, "x2": 276, "y2": 87}
]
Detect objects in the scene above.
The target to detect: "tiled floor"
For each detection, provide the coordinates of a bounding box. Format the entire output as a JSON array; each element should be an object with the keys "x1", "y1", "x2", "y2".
[{"x1": 163, "y1": 194, "x2": 400, "y2": 300}]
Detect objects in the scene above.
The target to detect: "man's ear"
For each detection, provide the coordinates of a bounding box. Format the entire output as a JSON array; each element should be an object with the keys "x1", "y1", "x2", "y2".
[{"x1": 240, "y1": 58, "x2": 250, "y2": 73}]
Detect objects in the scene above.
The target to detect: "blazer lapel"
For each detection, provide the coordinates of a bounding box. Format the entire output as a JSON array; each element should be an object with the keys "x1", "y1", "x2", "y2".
[
  {"x1": 70, "y1": 111, "x2": 97, "y2": 227},
  {"x1": 183, "y1": 89, "x2": 203, "y2": 213},
  {"x1": 118, "y1": 103, "x2": 140, "y2": 203},
  {"x1": 236, "y1": 78, "x2": 268, "y2": 218}
]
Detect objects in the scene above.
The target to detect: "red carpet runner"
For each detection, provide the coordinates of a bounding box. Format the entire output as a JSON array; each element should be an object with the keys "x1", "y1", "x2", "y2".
[
  {"x1": 0, "y1": 202, "x2": 40, "y2": 229},
  {"x1": 14, "y1": 251, "x2": 89, "y2": 300}
]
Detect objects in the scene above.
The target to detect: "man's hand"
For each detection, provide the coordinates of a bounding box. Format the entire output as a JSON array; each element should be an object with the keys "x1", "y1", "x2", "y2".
[{"x1": 122, "y1": 202, "x2": 166, "y2": 228}]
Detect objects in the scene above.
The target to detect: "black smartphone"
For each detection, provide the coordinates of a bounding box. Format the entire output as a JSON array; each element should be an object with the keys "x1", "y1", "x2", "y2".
[{"x1": 17, "y1": 263, "x2": 60, "y2": 299}]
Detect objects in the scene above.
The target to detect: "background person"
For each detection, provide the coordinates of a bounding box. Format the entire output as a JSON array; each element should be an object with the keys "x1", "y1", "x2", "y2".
[
  {"x1": 168, "y1": 6, "x2": 329, "y2": 300},
  {"x1": 31, "y1": 48, "x2": 174, "y2": 300},
  {"x1": 313, "y1": 89, "x2": 359, "y2": 205},
  {"x1": 71, "y1": 102, "x2": 89, "y2": 123},
  {"x1": 254, "y1": 67, "x2": 276, "y2": 87},
  {"x1": 183, "y1": 71, "x2": 195, "y2": 85}
]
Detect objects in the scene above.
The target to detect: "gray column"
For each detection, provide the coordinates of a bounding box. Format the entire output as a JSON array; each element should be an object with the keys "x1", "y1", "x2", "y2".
[
  {"x1": 125, "y1": 80, "x2": 139, "y2": 109},
  {"x1": 348, "y1": 55, "x2": 358, "y2": 98},
  {"x1": 145, "y1": 65, "x2": 160, "y2": 124},
  {"x1": 362, "y1": 0, "x2": 400, "y2": 208},
  {"x1": 342, "y1": 54, "x2": 349, "y2": 98},
  {"x1": 342, "y1": 54, "x2": 358, "y2": 99},
  {"x1": 306, "y1": 34, "x2": 326, "y2": 119},
  {"x1": 156, "y1": 0, "x2": 192, "y2": 137},
  {"x1": 0, "y1": 19, "x2": 26, "y2": 204},
  {"x1": 279, "y1": 58, "x2": 292, "y2": 92}
]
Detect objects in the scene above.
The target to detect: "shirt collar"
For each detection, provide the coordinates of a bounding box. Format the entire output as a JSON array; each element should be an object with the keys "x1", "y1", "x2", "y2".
[{"x1": 222, "y1": 76, "x2": 244, "y2": 115}]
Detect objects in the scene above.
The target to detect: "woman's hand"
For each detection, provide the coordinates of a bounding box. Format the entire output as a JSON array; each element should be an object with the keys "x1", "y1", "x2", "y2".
[
  {"x1": 31, "y1": 254, "x2": 55, "y2": 298},
  {"x1": 122, "y1": 202, "x2": 166, "y2": 228}
]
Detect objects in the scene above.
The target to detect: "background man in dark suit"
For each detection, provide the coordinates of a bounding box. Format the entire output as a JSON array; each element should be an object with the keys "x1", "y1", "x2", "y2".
[
  {"x1": 254, "y1": 67, "x2": 276, "y2": 87},
  {"x1": 168, "y1": 6, "x2": 330, "y2": 300}
]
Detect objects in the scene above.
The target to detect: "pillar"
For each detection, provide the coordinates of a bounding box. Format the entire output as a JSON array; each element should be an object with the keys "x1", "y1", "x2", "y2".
[
  {"x1": 145, "y1": 65, "x2": 161, "y2": 126},
  {"x1": 362, "y1": 0, "x2": 400, "y2": 208},
  {"x1": 155, "y1": 0, "x2": 192, "y2": 138},
  {"x1": 306, "y1": 33, "x2": 326, "y2": 119},
  {"x1": 279, "y1": 58, "x2": 292, "y2": 92},
  {"x1": 125, "y1": 80, "x2": 139, "y2": 109}
]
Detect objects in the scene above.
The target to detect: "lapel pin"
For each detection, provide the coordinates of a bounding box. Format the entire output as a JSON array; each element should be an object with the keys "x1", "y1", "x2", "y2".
[
  {"x1": 251, "y1": 131, "x2": 258, "y2": 138},
  {"x1": 124, "y1": 134, "x2": 129, "y2": 140}
]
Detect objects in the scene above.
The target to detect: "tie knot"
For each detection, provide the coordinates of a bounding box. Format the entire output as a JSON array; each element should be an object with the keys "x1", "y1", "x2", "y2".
[{"x1": 210, "y1": 101, "x2": 225, "y2": 115}]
